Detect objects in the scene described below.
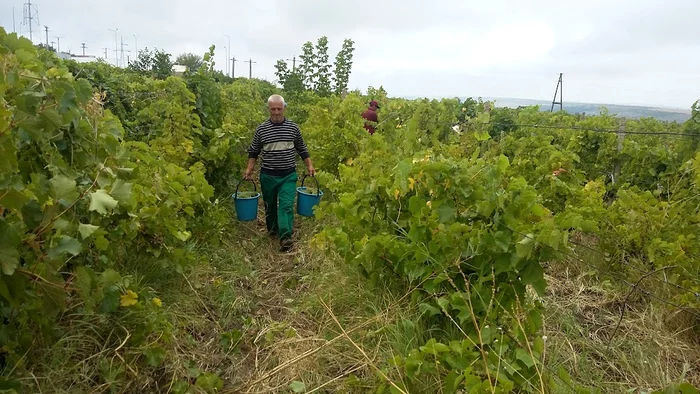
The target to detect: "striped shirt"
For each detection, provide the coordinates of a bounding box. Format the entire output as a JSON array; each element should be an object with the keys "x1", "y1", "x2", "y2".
[{"x1": 247, "y1": 118, "x2": 310, "y2": 176}]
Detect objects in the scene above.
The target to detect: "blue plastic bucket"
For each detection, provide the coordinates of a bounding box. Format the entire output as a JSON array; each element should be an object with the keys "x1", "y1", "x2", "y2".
[
  {"x1": 297, "y1": 175, "x2": 323, "y2": 217},
  {"x1": 233, "y1": 179, "x2": 260, "y2": 221}
]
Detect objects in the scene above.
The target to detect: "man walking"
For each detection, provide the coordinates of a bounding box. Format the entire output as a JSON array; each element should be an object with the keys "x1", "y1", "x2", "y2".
[
  {"x1": 245, "y1": 94, "x2": 315, "y2": 252},
  {"x1": 362, "y1": 100, "x2": 380, "y2": 135}
]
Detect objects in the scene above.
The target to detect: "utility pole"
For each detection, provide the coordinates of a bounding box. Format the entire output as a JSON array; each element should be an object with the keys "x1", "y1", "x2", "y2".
[
  {"x1": 224, "y1": 46, "x2": 228, "y2": 76},
  {"x1": 103, "y1": 47, "x2": 108, "y2": 61},
  {"x1": 119, "y1": 36, "x2": 129, "y2": 67},
  {"x1": 44, "y1": 25, "x2": 48, "y2": 47},
  {"x1": 81, "y1": 43, "x2": 87, "y2": 56},
  {"x1": 55, "y1": 36, "x2": 61, "y2": 53},
  {"x1": 23, "y1": 0, "x2": 39, "y2": 42},
  {"x1": 13, "y1": 5, "x2": 16, "y2": 33},
  {"x1": 231, "y1": 57, "x2": 239, "y2": 78},
  {"x1": 613, "y1": 119, "x2": 626, "y2": 185},
  {"x1": 244, "y1": 58, "x2": 256, "y2": 79},
  {"x1": 285, "y1": 57, "x2": 296, "y2": 72},
  {"x1": 133, "y1": 34, "x2": 138, "y2": 56},
  {"x1": 224, "y1": 34, "x2": 231, "y2": 76},
  {"x1": 108, "y1": 28, "x2": 118, "y2": 66},
  {"x1": 550, "y1": 72, "x2": 563, "y2": 112}
]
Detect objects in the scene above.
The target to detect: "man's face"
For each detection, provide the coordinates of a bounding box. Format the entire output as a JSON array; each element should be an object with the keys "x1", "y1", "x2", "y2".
[{"x1": 269, "y1": 101, "x2": 285, "y2": 122}]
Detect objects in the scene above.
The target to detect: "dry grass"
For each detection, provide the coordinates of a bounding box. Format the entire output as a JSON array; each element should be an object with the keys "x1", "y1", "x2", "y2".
[
  {"x1": 542, "y1": 259, "x2": 700, "y2": 393},
  {"x1": 226, "y1": 220, "x2": 411, "y2": 393},
  {"x1": 21, "y1": 213, "x2": 700, "y2": 393}
]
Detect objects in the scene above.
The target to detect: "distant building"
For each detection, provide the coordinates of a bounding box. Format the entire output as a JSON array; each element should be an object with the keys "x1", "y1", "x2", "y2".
[{"x1": 172, "y1": 64, "x2": 187, "y2": 76}]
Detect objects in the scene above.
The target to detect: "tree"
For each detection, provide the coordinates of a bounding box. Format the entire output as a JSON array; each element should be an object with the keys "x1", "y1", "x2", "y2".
[
  {"x1": 297, "y1": 41, "x2": 315, "y2": 90},
  {"x1": 152, "y1": 49, "x2": 174, "y2": 80},
  {"x1": 333, "y1": 39, "x2": 355, "y2": 95},
  {"x1": 313, "y1": 36, "x2": 332, "y2": 96},
  {"x1": 275, "y1": 36, "x2": 355, "y2": 97},
  {"x1": 128, "y1": 48, "x2": 153, "y2": 75},
  {"x1": 128, "y1": 48, "x2": 174, "y2": 80},
  {"x1": 176, "y1": 53, "x2": 203, "y2": 72}
]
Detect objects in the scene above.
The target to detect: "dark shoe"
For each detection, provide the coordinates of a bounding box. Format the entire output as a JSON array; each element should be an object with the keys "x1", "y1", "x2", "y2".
[
  {"x1": 269, "y1": 230, "x2": 279, "y2": 239},
  {"x1": 280, "y1": 238, "x2": 294, "y2": 252}
]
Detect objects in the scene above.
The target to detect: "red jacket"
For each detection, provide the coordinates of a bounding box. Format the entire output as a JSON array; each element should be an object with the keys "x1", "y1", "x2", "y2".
[{"x1": 362, "y1": 108, "x2": 378, "y2": 134}]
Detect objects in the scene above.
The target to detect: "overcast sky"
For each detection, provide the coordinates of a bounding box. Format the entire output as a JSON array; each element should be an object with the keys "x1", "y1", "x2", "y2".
[{"x1": 2, "y1": 0, "x2": 699, "y2": 109}]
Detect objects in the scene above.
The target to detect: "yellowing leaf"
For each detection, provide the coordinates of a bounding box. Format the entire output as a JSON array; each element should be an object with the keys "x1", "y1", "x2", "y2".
[
  {"x1": 120, "y1": 290, "x2": 138, "y2": 307},
  {"x1": 151, "y1": 297, "x2": 162, "y2": 307},
  {"x1": 183, "y1": 140, "x2": 194, "y2": 153},
  {"x1": 426, "y1": 201, "x2": 432, "y2": 209},
  {"x1": 408, "y1": 178, "x2": 415, "y2": 191},
  {"x1": 394, "y1": 189, "x2": 400, "y2": 200}
]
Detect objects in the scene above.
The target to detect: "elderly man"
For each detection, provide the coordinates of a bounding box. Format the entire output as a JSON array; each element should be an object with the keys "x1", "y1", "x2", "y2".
[{"x1": 245, "y1": 94, "x2": 315, "y2": 252}]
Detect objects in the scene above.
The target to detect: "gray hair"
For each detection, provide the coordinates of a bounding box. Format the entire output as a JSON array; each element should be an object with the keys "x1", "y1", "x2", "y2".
[{"x1": 268, "y1": 94, "x2": 286, "y2": 106}]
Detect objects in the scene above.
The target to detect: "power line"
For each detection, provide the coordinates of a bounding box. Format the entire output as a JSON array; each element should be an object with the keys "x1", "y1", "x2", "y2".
[
  {"x1": 500, "y1": 223, "x2": 700, "y2": 320},
  {"x1": 567, "y1": 237, "x2": 700, "y2": 300},
  {"x1": 285, "y1": 57, "x2": 297, "y2": 72},
  {"x1": 466, "y1": 121, "x2": 700, "y2": 138}
]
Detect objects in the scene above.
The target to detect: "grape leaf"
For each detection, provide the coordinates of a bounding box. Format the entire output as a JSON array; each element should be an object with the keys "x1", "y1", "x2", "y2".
[
  {"x1": 520, "y1": 260, "x2": 546, "y2": 296},
  {"x1": 89, "y1": 189, "x2": 118, "y2": 215},
  {"x1": 0, "y1": 188, "x2": 29, "y2": 211},
  {"x1": 289, "y1": 381, "x2": 306, "y2": 393},
  {"x1": 47, "y1": 235, "x2": 82, "y2": 259},
  {"x1": 120, "y1": 290, "x2": 138, "y2": 307},
  {"x1": 110, "y1": 179, "x2": 133, "y2": 202},
  {"x1": 98, "y1": 289, "x2": 120, "y2": 314},
  {"x1": 78, "y1": 223, "x2": 99, "y2": 239},
  {"x1": 143, "y1": 346, "x2": 167, "y2": 367},
  {"x1": 49, "y1": 175, "x2": 78, "y2": 203},
  {"x1": 0, "y1": 135, "x2": 18, "y2": 173},
  {"x1": 0, "y1": 246, "x2": 19, "y2": 275},
  {"x1": 497, "y1": 154, "x2": 510, "y2": 173}
]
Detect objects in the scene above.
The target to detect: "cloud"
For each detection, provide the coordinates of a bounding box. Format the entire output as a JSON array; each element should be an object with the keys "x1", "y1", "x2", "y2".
[{"x1": 2, "y1": 0, "x2": 698, "y2": 108}]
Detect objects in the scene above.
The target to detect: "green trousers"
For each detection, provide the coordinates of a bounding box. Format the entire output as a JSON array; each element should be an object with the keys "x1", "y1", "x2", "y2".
[{"x1": 260, "y1": 172, "x2": 297, "y2": 240}]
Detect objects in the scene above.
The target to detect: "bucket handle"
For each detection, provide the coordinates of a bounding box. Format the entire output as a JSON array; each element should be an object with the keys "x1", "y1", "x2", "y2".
[
  {"x1": 234, "y1": 178, "x2": 257, "y2": 199},
  {"x1": 300, "y1": 174, "x2": 320, "y2": 196}
]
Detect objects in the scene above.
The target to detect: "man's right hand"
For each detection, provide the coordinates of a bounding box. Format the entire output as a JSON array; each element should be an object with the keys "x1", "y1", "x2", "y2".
[{"x1": 243, "y1": 168, "x2": 254, "y2": 180}]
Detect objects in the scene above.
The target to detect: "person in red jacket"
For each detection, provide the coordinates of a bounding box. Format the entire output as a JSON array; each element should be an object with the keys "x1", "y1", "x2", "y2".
[{"x1": 362, "y1": 100, "x2": 380, "y2": 135}]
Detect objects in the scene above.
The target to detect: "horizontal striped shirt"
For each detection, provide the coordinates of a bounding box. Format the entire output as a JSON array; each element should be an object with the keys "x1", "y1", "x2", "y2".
[{"x1": 247, "y1": 118, "x2": 310, "y2": 176}]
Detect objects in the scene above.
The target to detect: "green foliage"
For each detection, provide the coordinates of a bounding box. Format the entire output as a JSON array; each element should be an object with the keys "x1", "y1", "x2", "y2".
[
  {"x1": 275, "y1": 36, "x2": 356, "y2": 98},
  {"x1": 0, "y1": 27, "x2": 223, "y2": 390},
  {"x1": 128, "y1": 47, "x2": 174, "y2": 80},
  {"x1": 313, "y1": 130, "x2": 568, "y2": 390},
  {"x1": 176, "y1": 52, "x2": 203, "y2": 72},
  {"x1": 333, "y1": 39, "x2": 355, "y2": 95}
]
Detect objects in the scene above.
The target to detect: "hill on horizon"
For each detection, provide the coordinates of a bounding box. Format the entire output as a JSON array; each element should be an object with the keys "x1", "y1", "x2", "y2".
[
  {"x1": 400, "y1": 95, "x2": 693, "y2": 123},
  {"x1": 486, "y1": 97, "x2": 692, "y2": 123}
]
